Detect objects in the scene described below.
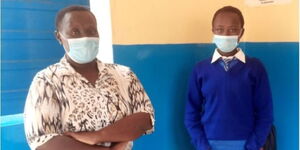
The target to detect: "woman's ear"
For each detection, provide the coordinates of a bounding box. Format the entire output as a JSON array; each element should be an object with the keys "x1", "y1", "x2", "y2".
[{"x1": 54, "y1": 30, "x2": 62, "y2": 45}]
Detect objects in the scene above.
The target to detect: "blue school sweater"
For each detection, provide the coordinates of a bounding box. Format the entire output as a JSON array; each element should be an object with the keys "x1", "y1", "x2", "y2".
[{"x1": 184, "y1": 56, "x2": 273, "y2": 150}]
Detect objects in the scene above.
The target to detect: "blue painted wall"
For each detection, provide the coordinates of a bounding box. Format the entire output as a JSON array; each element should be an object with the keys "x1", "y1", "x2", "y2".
[
  {"x1": 1, "y1": 0, "x2": 89, "y2": 149},
  {"x1": 113, "y1": 42, "x2": 299, "y2": 150}
]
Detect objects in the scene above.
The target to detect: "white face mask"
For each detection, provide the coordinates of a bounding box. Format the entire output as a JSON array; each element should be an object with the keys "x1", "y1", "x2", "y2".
[
  {"x1": 213, "y1": 35, "x2": 239, "y2": 53},
  {"x1": 60, "y1": 33, "x2": 99, "y2": 64}
]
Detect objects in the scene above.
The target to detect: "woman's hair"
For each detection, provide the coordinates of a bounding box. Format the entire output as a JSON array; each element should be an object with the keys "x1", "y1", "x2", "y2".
[
  {"x1": 212, "y1": 6, "x2": 244, "y2": 28},
  {"x1": 55, "y1": 5, "x2": 95, "y2": 31}
]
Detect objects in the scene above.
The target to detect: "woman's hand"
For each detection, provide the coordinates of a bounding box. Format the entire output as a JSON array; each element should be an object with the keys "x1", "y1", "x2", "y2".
[
  {"x1": 64, "y1": 131, "x2": 97, "y2": 145},
  {"x1": 111, "y1": 142, "x2": 129, "y2": 150}
]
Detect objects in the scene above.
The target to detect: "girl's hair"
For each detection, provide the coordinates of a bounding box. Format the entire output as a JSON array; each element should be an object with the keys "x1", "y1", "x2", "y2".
[{"x1": 212, "y1": 6, "x2": 244, "y2": 27}]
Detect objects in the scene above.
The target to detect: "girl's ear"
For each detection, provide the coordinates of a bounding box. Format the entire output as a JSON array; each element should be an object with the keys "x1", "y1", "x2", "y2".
[{"x1": 238, "y1": 28, "x2": 245, "y2": 42}]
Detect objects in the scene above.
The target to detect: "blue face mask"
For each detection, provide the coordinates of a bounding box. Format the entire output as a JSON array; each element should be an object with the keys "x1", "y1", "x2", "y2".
[
  {"x1": 60, "y1": 33, "x2": 99, "y2": 64},
  {"x1": 213, "y1": 35, "x2": 239, "y2": 53}
]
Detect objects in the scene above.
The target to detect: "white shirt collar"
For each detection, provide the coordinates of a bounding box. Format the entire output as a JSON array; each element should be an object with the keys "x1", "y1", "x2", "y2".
[{"x1": 211, "y1": 48, "x2": 246, "y2": 64}]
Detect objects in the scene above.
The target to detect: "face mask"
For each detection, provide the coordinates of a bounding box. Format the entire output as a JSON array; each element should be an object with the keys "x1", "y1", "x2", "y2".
[
  {"x1": 60, "y1": 33, "x2": 99, "y2": 64},
  {"x1": 213, "y1": 35, "x2": 239, "y2": 53}
]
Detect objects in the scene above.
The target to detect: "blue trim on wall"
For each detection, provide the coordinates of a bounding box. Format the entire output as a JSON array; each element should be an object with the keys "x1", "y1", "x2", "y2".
[
  {"x1": 113, "y1": 42, "x2": 299, "y2": 150},
  {"x1": 1, "y1": 124, "x2": 29, "y2": 150},
  {"x1": 1, "y1": 113, "x2": 24, "y2": 127}
]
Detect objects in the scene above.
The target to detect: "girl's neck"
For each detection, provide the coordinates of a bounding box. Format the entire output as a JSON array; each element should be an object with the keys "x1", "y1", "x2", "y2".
[{"x1": 217, "y1": 48, "x2": 238, "y2": 57}]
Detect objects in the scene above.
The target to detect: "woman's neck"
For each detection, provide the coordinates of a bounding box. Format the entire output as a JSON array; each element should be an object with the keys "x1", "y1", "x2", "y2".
[{"x1": 66, "y1": 55, "x2": 98, "y2": 72}]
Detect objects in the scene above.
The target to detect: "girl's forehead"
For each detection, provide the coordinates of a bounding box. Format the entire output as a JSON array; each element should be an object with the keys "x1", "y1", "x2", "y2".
[{"x1": 213, "y1": 12, "x2": 242, "y2": 26}]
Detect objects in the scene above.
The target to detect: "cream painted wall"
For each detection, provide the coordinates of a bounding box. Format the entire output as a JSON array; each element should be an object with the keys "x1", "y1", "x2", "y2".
[{"x1": 110, "y1": 0, "x2": 299, "y2": 44}]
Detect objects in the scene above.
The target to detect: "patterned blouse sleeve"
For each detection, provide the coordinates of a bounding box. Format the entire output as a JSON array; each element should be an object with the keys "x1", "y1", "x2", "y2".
[
  {"x1": 120, "y1": 67, "x2": 155, "y2": 134},
  {"x1": 24, "y1": 72, "x2": 63, "y2": 150}
]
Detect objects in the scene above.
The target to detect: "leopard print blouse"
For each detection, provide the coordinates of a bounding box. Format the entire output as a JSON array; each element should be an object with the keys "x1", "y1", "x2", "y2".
[{"x1": 24, "y1": 57, "x2": 155, "y2": 150}]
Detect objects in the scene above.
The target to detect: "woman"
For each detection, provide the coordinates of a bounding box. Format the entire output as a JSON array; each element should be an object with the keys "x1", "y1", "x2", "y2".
[
  {"x1": 24, "y1": 5, "x2": 154, "y2": 150},
  {"x1": 184, "y1": 6, "x2": 273, "y2": 150}
]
